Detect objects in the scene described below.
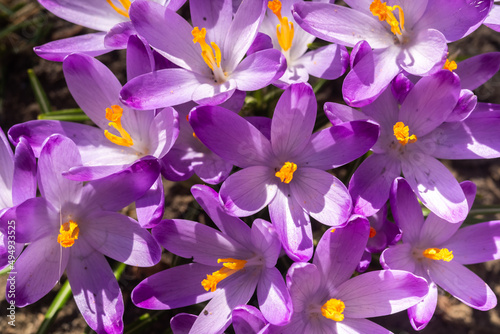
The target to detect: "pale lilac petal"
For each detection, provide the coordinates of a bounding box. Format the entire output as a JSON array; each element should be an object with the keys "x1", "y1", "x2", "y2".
[
  {"x1": 342, "y1": 47, "x2": 401, "y2": 107},
  {"x1": 400, "y1": 29, "x2": 447, "y2": 76},
  {"x1": 401, "y1": 155, "x2": 468, "y2": 223},
  {"x1": 120, "y1": 69, "x2": 201, "y2": 109},
  {"x1": 193, "y1": 155, "x2": 233, "y2": 185},
  {"x1": 324, "y1": 102, "x2": 367, "y2": 125},
  {"x1": 337, "y1": 318, "x2": 391, "y2": 334},
  {"x1": 268, "y1": 187, "x2": 312, "y2": 262},
  {"x1": 446, "y1": 89, "x2": 477, "y2": 122},
  {"x1": 408, "y1": 282, "x2": 438, "y2": 331},
  {"x1": 6, "y1": 236, "x2": 67, "y2": 306},
  {"x1": 38, "y1": 135, "x2": 83, "y2": 207},
  {"x1": 38, "y1": 0, "x2": 126, "y2": 31},
  {"x1": 224, "y1": 0, "x2": 266, "y2": 72},
  {"x1": 484, "y1": 5, "x2": 500, "y2": 32},
  {"x1": 190, "y1": 0, "x2": 232, "y2": 48},
  {"x1": 104, "y1": 21, "x2": 136, "y2": 49},
  {"x1": 232, "y1": 49, "x2": 286, "y2": 91},
  {"x1": 135, "y1": 175, "x2": 165, "y2": 228},
  {"x1": 314, "y1": 217, "x2": 370, "y2": 290},
  {"x1": 189, "y1": 105, "x2": 274, "y2": 167},
  {"x1": 455, "y1": 52, "x2": 500, "y2": 90},
  {"x1": 299, "y1": 120, "x2": 379, "y2": 169},
  {"x1": 191, "y1": 185, "x2": 253, "y2": 249},
  {"x1": 34, "y1": 33, "x2": 112, "y2": 62},
  {"x1": 292, "y1": 2, "x2": 393, "y2": 48},
  {"x1": 126, "y1": 34, "x2": 154, "y2": 81},
  {"x1": 84, "y1": 212, "x2": 161, "y2": 267},
  {"x1": 132, "y1": 263, "x2": 215, "y2": 309},
  {"x1": 349, "y1": 154, "x2": 401, "y2": 218},
  {"x1": 428, "y1": 261, "x2": 497, "y2": 310},
  {"x1": 271, "y1": 83, "x2": 316, "y2": 158},
  {"x1": 152, "y1": 219, "x2": 252, "y2": 265},
  {"x1": 399, "y1": 70, "x2": 460, "y2": 137},
  {"x1": 232, "y1": 305, "x2": 268, "y2": 334},
  {"x1": 257, "y1": 267, "x2": 293, "y2": 325},
  {"x1": 192, "y1": 80, "x2": 236, "y2": 105},
  {"x1": 337, "y1": 270, "x2": 429, "y2": 318},
  {"x1": 290, "y1": 168, "x2": 352, "y2": 227},
  {"x1": 64, "y1": 164, "x2": 129, "y2": 181},
  {"x1": 12, "y1": 138, "x2": 36, "y2": 205},
  {"x1": 251, "y1": 219, "x2": 281, "y2": 268},
  {"x1": 286, "y1": 262, "x2": 322, "y2": 313},
  {"x1": 443, "y1": 221, "x2": 500, "y2": 265},
  {"x1": 296, "y1": 44, "x2": 348, "y2": 80},
  {"x1": 66, "y1": 239, "x2": 123, "y2": 334},
  {"x1": 189, "y1": 270, "x2": 260, "y2": 334},
  {"x1": 0, "y1": 129, "x2": 13, "y2": 208},
  {"x1": 389, "y1": 178, "x2": 425, "y2": 244},
  {"x1": 171, "y1": 313, "x2": 197, "y2": 334},
  {"x1": 220, "y1": 167, "x2": 278, "y2": 217},
  {"x1": 379, "y1": 243, "x2": 416, "y2": 273}
]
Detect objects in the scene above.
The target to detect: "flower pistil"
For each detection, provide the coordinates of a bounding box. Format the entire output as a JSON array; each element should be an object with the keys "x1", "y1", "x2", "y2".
[
  {"x1": 201, "y1": 258, "x2": 247, "y2": 292},
  {"x1": 423, "y1": 248, "x2": 454, "y2": 262},
  {"x1": 192, "y1": 27, "x2": 227, "y2": 83},
  {"x1": 57, "y1": 220, "x2": 80, "y2": 248},
  {"x1": 275, "y1": 161, "x2": 297, "y2": 183},
  {"x1": 370, "y1": 0, "x2": 405, "y2": 35},
  {"x1": 106, "y1": 0, "x2": 131, "y2": 18},
  {"x1": 321, "y1": 298, "x2": 345, "y2": 321},
  {"x1": 393, "y1": 121, "x2": 417, "y2": 146},
  {"x1": 104, "y1": 105, "x2": 134, "y2": 147}
]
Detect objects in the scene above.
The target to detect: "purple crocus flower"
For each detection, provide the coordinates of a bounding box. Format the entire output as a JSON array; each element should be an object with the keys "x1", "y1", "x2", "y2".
[
  {"x1": 257, "y1": 0, "x2": 348, "y2": 87},
  {"x1": 34, "y1": 0, "x2": 186, "y2": 61},
  {"x1": 120, "y1": 0, "x2": 285, "y2": 109},
  {"x1": 325, "y1": 70, "x2": 500, "y2": 223},
  {"x1": 484, "y1": 2, "x2": 500, "y2": 32},
  {"x1": 0, "y1": 128, "x2": 36, "y2": 270},
  {"x1": 2, "y1": 135, "x2": 162, "y2": 334},
  {"x1": 132, "y1": 185, "x2": 292, "y2": 334},
  {"x1": 270, "y1": 216, "x2": 429, "y2": 333},
  {"x1": 292, "y1": 0, "x2": 493, "y2": 106},
  {"x1": 9, "y1": 37, "x2": 178, "y2": 227},
  {"x1": 381, "y1": 178, "x2": 499, "y2": 330},
  {"x1": 189, "y1": 82, "x2": 379, "y2": 261}
]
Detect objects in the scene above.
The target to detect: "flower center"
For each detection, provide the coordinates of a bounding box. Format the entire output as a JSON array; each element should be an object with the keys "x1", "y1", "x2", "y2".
[
  {"x1": 443, "y1": 59, "x2": 457, "y2": 72},
  {"x1": 321, "y1": 298, "x2": 345, "y2": 322},
  {"x1": 370, "y1": 0, "x2": 405, "y2": 35},
  {"x1": 104, "y1": 105, "x2": 134, "y2": 147},
  {"x1": 201, "y1": 258, "x2": 247, "y2": 292},
  {"x1": 369, "y1": 227, "x2": 377, "y2": 238},
  {"x1": 192, "y1": 27, "x2": 227, "y2": 83},
  {"x1": 393, "y1": 121, "x2": 417, "y2": 146},
  {"x1": 106, "y1": 0, "x2": 131, "y2": 18},
  {"x1": 268, "y1": 0, "x2": 294, "y2": 53},
  {"x1": 57, "y1": 220, "x2": 80, "y2": 248},
  {"x1": 422, "y1": 248, "x2": 454, "y2": 262},
  {"x1": 275, "y1": 161, "x2": 297, "y2": 184}
]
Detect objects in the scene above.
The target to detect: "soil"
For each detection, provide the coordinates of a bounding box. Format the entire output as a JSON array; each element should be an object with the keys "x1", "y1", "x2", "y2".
[{"x1": 0, "y1": 1, "x2": 499, "y2": 333}]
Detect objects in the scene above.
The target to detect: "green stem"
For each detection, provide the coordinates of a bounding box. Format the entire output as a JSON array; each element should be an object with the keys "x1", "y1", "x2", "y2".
[
  {"x1": 27, "y1": 69, "x2": 52, "y2": 114},
  {"x1": 36, "y1": 280, "x2": 72, "y2": 334},
  {"x1": 313, "y1": 78, "x2": 327, "y2": 94},
  {"x1": 124, "y1": 311, "x2": 168, "y2": 334},
  {"x1": 44, "y1": 108, "x2": 84, "y2": 115},
  {"x1": 38, "y1": 114, "x2": 90, "y2": 122}
]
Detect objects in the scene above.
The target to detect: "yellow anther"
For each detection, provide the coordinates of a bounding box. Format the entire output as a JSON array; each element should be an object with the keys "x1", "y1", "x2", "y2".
[
  {"x1": 106, "y1": 0, "x2": 131, "y2": 18},
  {"x1": 443, "y1": 59, "x2": 457, "y2": 72},
  {"x1": 201, "y1": 258, "x2": 247, "y2": 292},
  {"x1": 57, "y1": 220, "x2": 79, "y2": 248},
  {"x1": 370, "y1": 0, "x2": 405, "y2": 35},
  {"x1": 321, "y1": 298, "x2": 345, "y2": 322},
  {"x1": 104, "y1": 105, "x2": 134, "y2": 147},
  {"x1": 393, "y1": 122, "x2": 417, "y2": 146},
  {"x1": 192, "y1": 27, "x2": 222, "y2": 72},
  {"x1": 369, "y1": 227, "x2": 377, "y2": 238},
  {"x1": 275, "y1": 162, "x2": 297, "y2": 184},
  {"x1": 423, "y1": 248, "x2": 454, "y2": 262},
  {"x1": 269, "y1": 0, "x2": 294, "y2": 52}
]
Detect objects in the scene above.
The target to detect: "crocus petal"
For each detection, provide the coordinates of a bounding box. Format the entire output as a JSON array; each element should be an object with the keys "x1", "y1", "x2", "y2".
[
  {"x1": 427, "y1": 261, "x2": 497, "y2": 310},
  {"x1": 66, "y1": 239, "x2": 123, "y2": 334},
  {"x1": 0, "y1": 129, "x2": 13, "y2": 208},
  {"x1": 120, "y1": 68, "x2": 201, "y2": 109},
  {"x1": 292, "y1": 2, "x2": 392, "y2": 48},
  {"x1": 337, "y1": 318, "x2": 392, "y2": 334},
  {"x1": 342, "y1": 47, "x2": 401, "y2": 107},
  {"x1": 400, "y1": 29, "x2": 447, "y2": 76},
  {"x1": 391, "y1": 73, "x2": 414, "y2": 105},
  {"x1": 455, "y1": 52, "x2": 500, "y2": 90},
  {"x1": 232, "y1": 305, "x2": 268, "y2": 334},
  {"x1": 38, "y1": 0, "x2": 126, "y2": 31},
  {"x1": 104, "y1": 21, "x2": 136, "y2": 49},
  {"x1": 189, "y1": 105, "x2": 273, "y2": 167},
  {"x1": 484, "y1": 5, "x2": 500, "y2": 32},
  {"x1": 324, "y1": 102, "x2": 367, "y2": 125},
  {"x1": 132, "y1": 263, "x2": 216, "y2": 309},
  {"x1": 190, "y1": 0, "x2": 232, "y2": 48},
  {"x1": 408, "y1": 282, "x2": 438, "y2": 331},
  {"x1": 443, "y1": 221, "x2": 500, "y2": 265},
  {"x1": 300, "y1": 120, "x2": 379, "y2": 169},
  {"x1": 349, "y1": 154, "x2": 401, "y2": 218},
  {"x1": 446, "y1": 89, "x2": 477, "y2": 122},
  {"x1": 126, "y1": 34, "x2": 155, "y2": 81},
  {"x1": 286, "y1": 262, "x2": 322, "y2": 313},
  {"x1": 7, "y1": 236, "x2": 66, "y2": 306},
  {"x1": 314, "y1": 218, "x2": 370, "y2": 290},
  {"x1": 38, "y1": 135, "x2": 83, "y2": 207},
  {"x1": 12, "y1": 137, "x2": 36, "y2": 205},
  {"x1": 401, "y1": 155, "x2": 468, "y2": 223},
  {"x1": 257, "y1": 267, "x2": 293, "y2": 325},
  {"x1": 135, "y1": 175, "x2": 165, "y2": 228},
  {"x1": 296, "y1": 44, "x2": 349, "y2": 80},
  {"x1": 399, "y1": 70, "x2": 460, "y2": 137},
  {"x1": 34, "y1": 33, "x2": 112, "y2": 62},
  {"x1": 290, "y1": 168, "x2": 352, "y2": 227},
  {"x1": 271, "y1": 83, "x2": 316, "y2": 158},
  {"x1": 170, "y1": 313, "x2": 197, "y2": 334},
  {"x1": 231, "y1": 49, "x2": 286, "y2": 91},
  {"x1": 189, "y1": 269, "x2": 260, "y2": 334},
  {"x1": 337, "y1": 270, "x2": 429, "y2": 318},
  {"x1": 379, "y1": 243, "x2": 416, "y2": 273},
  {"x1": 251, "y1": 219, "x2": 282, "y2": 268},
  {"x1": 389, "y1": 178, "x2": 425, "y2": 244},
  {"x1": 268, "y1": 187, "x2": 313, "y2": 262},
  {"x1": 193, "y1": 155, "x2": 233, "y2": 185},
  {"x1": 84, "y1": 211, "x2": 161, "y2": 267},
  {"x1": 152, "y1": 219, "x2": 252, "y2": 265},
  {"x1": 247, "y1": 32, "x2": 274, "y2": 56}
]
